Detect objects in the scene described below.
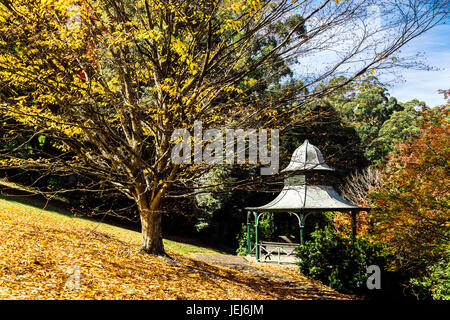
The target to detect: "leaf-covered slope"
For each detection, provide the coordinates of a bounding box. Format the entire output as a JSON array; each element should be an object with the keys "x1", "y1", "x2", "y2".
[{"x1": 0, "y1": 199, "x2": 351, "y2": 300}]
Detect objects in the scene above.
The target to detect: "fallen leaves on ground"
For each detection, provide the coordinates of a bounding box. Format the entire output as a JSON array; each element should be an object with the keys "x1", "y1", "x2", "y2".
[{"x1": 0, "y1": 207, "x2": 353, "y2": 300}]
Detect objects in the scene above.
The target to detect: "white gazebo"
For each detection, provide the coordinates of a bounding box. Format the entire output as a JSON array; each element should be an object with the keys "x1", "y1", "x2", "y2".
[{"x1": 245, "y1": 140, "x2": 370, "y2": 263}]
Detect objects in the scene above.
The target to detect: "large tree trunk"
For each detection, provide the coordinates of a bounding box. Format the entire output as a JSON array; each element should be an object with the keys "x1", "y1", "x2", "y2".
[
  {"x1": 138, "y1": 197, "x2": 165, "y2": 255},
  {"x1": 135, "y1": 167, "x2": 178, "y2": 255}
]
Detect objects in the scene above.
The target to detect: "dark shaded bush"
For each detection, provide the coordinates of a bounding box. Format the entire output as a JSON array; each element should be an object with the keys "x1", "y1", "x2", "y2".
[{"x1": 296, "y1": 226, "x2": 388, "y2": 296}]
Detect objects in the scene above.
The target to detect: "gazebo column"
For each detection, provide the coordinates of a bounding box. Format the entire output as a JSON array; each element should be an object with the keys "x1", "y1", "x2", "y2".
[
  {"x1": 299, "y1": 213, "x2": 305, "y2": 245},
  {"x1": 254, "y1": 212, "x2": 261, "y2": 261},
  {"x1": 291, "y1": 211, "x2": 305, "y2": 245},
  {"x1": 246, "y1": 211, "x2": 251, "y2": 255}
]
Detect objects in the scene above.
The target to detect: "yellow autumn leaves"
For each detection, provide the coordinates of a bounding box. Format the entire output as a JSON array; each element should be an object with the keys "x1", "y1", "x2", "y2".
[{"x1": 0, "y1": 200, "x2": 352, "y2": 299}]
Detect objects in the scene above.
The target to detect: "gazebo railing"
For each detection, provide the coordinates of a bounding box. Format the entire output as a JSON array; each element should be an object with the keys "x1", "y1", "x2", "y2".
[{"x1": 257, "y1": 241, "x2": 299, "y2": 264}]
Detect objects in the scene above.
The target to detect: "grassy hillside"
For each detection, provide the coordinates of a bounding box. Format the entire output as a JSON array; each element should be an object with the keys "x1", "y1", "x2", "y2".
[
  {"x1": 0, "y1": 196, "x2": 352, "y2": 300},
  {"x1": 0, "y1": 196, "x2": 222, "y2": 256}
]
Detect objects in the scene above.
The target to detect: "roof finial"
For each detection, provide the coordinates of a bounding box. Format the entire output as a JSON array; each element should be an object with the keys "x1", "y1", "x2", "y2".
[{"x1": 281, "y1": 139, "x2": 334, "y2": 172}]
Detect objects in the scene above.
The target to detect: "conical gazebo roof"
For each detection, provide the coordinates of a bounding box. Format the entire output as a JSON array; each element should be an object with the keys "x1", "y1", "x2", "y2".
[
  {"x1": 246, "y1": 140, "x2": 369, "y2": 212},
  {"x1": 246, "y1": 185, "x2": 367, "y2": 212}
]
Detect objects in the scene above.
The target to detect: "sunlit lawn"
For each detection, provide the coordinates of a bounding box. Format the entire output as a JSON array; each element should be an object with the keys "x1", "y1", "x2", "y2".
[{"x1": 0, "y1": 196, "x2": 223, "y2": 256}]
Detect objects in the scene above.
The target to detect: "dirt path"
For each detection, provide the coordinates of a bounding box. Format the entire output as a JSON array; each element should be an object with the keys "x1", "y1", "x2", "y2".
[{"x1": 192, "y1": 253, "x2": 356, "y2": 300}]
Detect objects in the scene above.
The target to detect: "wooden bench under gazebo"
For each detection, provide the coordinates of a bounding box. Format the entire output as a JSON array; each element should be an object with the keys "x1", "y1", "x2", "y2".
[{"x1": 245, "y1": 140, "x2": 370, "y2": 264}]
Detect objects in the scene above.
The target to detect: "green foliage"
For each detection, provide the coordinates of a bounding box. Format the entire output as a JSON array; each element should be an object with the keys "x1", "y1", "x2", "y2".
[
  {"x1": 409, "y1": 247, "x2": 450, "y2": 300},
  {"x1": 296, "y1": 226, "x2": 387, "y2": 295},
  {"x1": 324, "y1": 76, "x2": 424, "y2": 164},
  {"x1": 282, "y1": 102, "x2": 367, "y2": 181},
  {"x1": 195, "y1": 167, "x2": 235, "y2": 232},
  {"x1": 46, "y1": 176, "x2": 63, "y2": 191},
  {"x1": 368, "y1": 99, "x2": 424, "y2": 162},
  {"x1": 236, "y1": 213, "x2": 275, "y2": 256},
  {"x1": 335, "y1": 77, "x2": 402, "y2": 142}
]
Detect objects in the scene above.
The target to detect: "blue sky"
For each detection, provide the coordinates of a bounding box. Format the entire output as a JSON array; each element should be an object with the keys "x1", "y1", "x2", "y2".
[
  {"x1": 386, "y1": 23, "x2": 450, "y2": 107},
  {"x1": 291, "y1": 5, "x2": 449, "y2": 108}
]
